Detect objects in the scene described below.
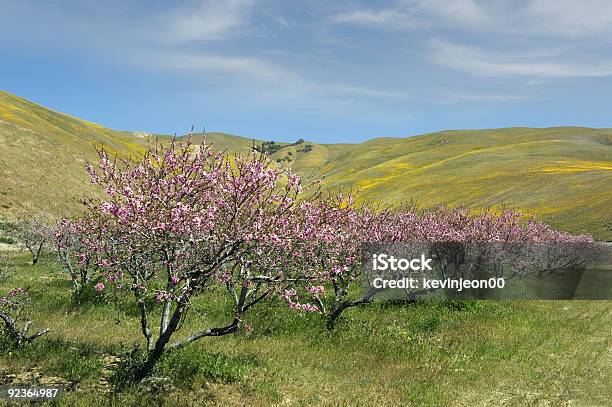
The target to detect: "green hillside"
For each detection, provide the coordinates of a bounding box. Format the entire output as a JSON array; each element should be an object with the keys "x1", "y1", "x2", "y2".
[
  {"x1": 0, "y1": 91, "x2": 258, "y2": 219},
  {"x1": 189, "y1": 131, "x2": 263, "y2": 153},
  {"x1": 275, "y1": 128, "x2": 612, "y2": 239},
  {"x1": 1, "y1": 91, "x2": 610, "y2": 239},
  {"x1": 0, "y1": 91, "x2": 147, "y2": 218}
]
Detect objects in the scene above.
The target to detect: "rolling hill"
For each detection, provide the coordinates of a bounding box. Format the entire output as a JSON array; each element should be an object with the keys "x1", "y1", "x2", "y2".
[
  {"x1": 1, "y1": 91, "x2": 610, "y2": 239},
  {"x1": 0, "y1": 91, "x2": 258, "y2": 218},
  {"x1": 278, "y1": 128, "x2": 612, "y2": 240}
]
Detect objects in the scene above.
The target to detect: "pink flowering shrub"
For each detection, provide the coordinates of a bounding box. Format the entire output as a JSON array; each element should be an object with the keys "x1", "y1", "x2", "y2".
[
  {"x1": 71, "y1": 137, "x2": 321, "y2": 380},
  {"x1": 282, "y1": 198, "x2": 414, "y2": 329},
  {"x1": 0, "y1": 288, "x2": 48, "y2": 347},
  {"x1": 411, "y1": 206, "x2": 597, "y2": 283}
]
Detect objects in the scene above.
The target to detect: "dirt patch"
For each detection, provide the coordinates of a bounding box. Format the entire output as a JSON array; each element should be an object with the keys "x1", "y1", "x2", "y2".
[{"x1": 0, "y1": 353, "x2": 122, "y2": 394}]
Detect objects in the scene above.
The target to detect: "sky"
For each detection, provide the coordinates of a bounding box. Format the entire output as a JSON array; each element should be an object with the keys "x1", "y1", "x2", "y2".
[{"x1": 2, "y1": 0, "x2": 612, "y2": 143}]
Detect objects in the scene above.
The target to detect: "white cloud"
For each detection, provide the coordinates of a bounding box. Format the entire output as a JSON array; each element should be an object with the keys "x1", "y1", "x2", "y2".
[
  {"x1": 444, "y1": 93, "x2": 537, "y2": 104},
  {"x1": 162, "y1": 0, "x2": 254, "y2": 41},
  {"x1": 521, "y1": 0, "x2": 612, "y2": 38},
  {"x1": 330, "y1": 0, "x2": 488, "y2": 30},
  {"x1": 152, "y1": 53, "x2": 301, "y2": 83},
  {"x1": 429, "y1": 40, "x2": 612, "y2": 78},
  {"x1": 331, "y1": 6, "x2": 417, "y2": 28},
  {"x1": 421, "y1": 0, "x2": 488, "y2": 25},
  {"x1": 274, "y1": 15, "x2": 291, "y2": 29},
  {"x1": 322, "y1": 84, "x2": 408, "y2": 99},
  {"x1": 143, "y1": 50, "x2": 411, "y2": 101},
  {"x1": 331, "y1": 0, "x2": 612, "y2": 40}
]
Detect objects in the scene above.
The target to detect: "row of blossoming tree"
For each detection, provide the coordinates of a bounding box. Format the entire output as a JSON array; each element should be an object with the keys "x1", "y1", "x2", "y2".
[{"x1": 51, "y1": 137, "x2": 594, "y2": 380}]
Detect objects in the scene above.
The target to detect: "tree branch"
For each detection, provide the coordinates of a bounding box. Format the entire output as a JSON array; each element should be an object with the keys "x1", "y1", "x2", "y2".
[
  {"x1": 168, "y1": 318, "x2": 241, "y2": 350},
  {"x1": 137, "y1": 299, "x2": 153, "y2": 350}
]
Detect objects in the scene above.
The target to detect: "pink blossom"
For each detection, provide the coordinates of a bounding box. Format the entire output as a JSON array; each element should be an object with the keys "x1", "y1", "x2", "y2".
[
  {"x1": 301, "y1": 303, "x2": 319, "y2": 312},
  {"x1": 307, "y1": 286, "x2": 325, "y2": 294},
  {"x1": 154, "y1": 291, "x2": 170, "y2": 303},
  {"x1": 100, "y1": 202, "x2": 113, "y2": 214}
]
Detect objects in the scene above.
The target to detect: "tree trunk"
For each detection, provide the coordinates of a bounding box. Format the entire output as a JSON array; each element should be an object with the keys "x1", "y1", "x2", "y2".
[
  {"x1": 133, "y1": 343, "x2": 166, "y2": 382},
  {"x1": 327, "y1": 301, "x2": 351, "y2": 331},
  {"x1": 131, "y1": 279, "x2": 268, "y2": 381},
  {"x1": 30, "y1": 242, "x2": 43, "y2": 266},
  {"x1": 133, "y1": 300, "x2": 187, "y2": 381},
  {"x1": 326, "y1": 289, "x2": 380, "y2": 331}
]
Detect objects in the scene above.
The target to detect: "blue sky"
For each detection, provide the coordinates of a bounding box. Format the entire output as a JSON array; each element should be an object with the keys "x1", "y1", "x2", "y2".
[{"x1": 2, "y1": 0, "x2": 612, "y2": 143}]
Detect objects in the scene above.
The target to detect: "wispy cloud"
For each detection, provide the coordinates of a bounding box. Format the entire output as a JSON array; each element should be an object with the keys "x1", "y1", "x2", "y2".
[
  {"x1": 331, "y1": 0, "x2": 489, "y2": 31},
  {"x1": 520, "y1": 0, "x2": 612, "y2": 38},
  {"x1": 148, "y1": 53, "x2": 301, "y2": 84},
  {"x1": 140, "y1": 49, "x2": 411, "y2": 103},
  {"x1": 428, "y1": 40, "x2": 612, "y2": 78},
  {"x1": 274, "y1": 15, "x2": 292, "y2": 29},
  {"x1": 444, "y1": 93, "x2": 538, "y2": 104},
  {"x1": 330, "y1": 1, "x2": 488, "y2": 31},
  {"x1": 160, "y1": 0, "x2": 254, "y2": 41},
  {"x1": 331, "y1": 0, "x2": 612, "y2": 40},
  {"x1": 331, "y1": 6, "x2": 418, "y2": 29}
]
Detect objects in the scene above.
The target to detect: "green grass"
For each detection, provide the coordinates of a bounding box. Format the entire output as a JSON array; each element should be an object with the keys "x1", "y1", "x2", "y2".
[
  {"x1": 1, "y1": 251, "x2": 610, "y2": 406},
  {"x1": 1, "y1": 91, "x2": 610, "y2": 239},
  {"x1": 1, "y1": 337, "x2": 105, "y2": 383}
]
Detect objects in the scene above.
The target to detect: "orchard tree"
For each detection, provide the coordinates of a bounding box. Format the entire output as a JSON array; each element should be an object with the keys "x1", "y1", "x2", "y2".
[
  {"x1": 55, "y1": 218, "x2": 101, "y2": 291},
  {"x1": 0, "y1": 288, "x2": 49, "y2": 347},
  {"x1": 415, "y1": 206, "x2": 596, "y2": 283},
  {"x1": 13, "y1": 215, "x2": 52, "y2": 265},
  {"x1": 74, "y1": 137, "x2": 319, "y2": 380},
  {"x1": 280, "y1": 196, "x2": 414, "y2": 330},
  {"x1": 287, "y1": 204, "x2": 596, "y2": 329}
]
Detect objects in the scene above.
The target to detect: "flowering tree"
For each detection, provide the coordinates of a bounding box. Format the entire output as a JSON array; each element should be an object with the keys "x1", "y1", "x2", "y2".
[
  {"x1": 55, "y1": 218, "x2": 101, "y2": 291},
  {"x1": 68, "y1": 133, "x2": 599, "y2": 372},
  {"x1": 277, "y1": 196, "x2": 411, "y2": 330},
  {"x1": 13, "y1": 216, "x2": 52, "y2": 265},
  {"x1": 285, "y1": 204, "x2": 596, "y2": 329},
  {"x1": 415, "y1": 206, "x2": 596, "y2": 284},
  {"x1": 0, "y1": 288, "x2": 49, "y2": 347},
  {"x1": 73, "y1": 137, "x2": 318, "y2": 380}
]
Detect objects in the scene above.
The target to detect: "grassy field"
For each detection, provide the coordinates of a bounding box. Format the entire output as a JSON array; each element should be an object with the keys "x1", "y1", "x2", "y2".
[
  {"x1": 1, "y1": 91, "x2": 610, "y2": 405},
  {"x1": 1, "y1": 251, "x2": 610, "y2": 406},
  {"x1": 1, "y1": 91, "x2": 611, "y2": 239}
]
